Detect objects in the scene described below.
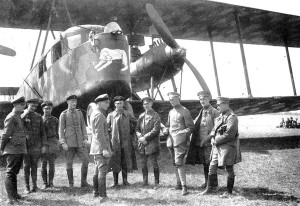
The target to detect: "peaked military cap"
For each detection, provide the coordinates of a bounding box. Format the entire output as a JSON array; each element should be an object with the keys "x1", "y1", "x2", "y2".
[
  {"x1": 41, "y1": 101, "x2": 53, "y2": 108},
  {"x1": 11, "y1": 96, "x2": 25, "y2": 104},
  {"x1": 113, "y1": 96, "x2": 125, "y2": 102},
  {"x1": 197, "y1": 90, "x2": 211, "y2": 99},
  {"x1": 66, "y1": 95, "x2": 77, "y2": 101},
  {"x1": 94, "y1": 94, "x2": 109, "y2": 103},
  {"x1": 27, "y1": 98, "x2": 40, "y2": 104},
  {"x1": 167, "y1": 92, "x2": 180, "y2": 97},
  {"x1": 217, "y1": 96, "x2": 230, "y2": 104},
  {"x1": 141, "y1": 96, "x2": 153, "y2": 103}
]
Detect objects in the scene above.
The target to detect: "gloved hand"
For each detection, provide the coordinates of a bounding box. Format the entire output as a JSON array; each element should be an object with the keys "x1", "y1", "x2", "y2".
[
  {"x1": 41, "y1": 146, "x2": 47, "y2": 154},
  {"x1": 62, "y1": 143, "x2": 68, "y2": 151},
  {"x1": 103, "y1": 149, "x2": 110, "y2": 158}
]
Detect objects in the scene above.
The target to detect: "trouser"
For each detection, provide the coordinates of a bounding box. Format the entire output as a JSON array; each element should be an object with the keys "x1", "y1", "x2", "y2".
[
  {"x1": 41, "y1": 153, "x2": 56, "y2": 185},
  {"x1": 168, "y1": 144, "x2": 188, "y2": 186},
  {"x1": 94, "y1": 154, "x2": 109, "y2": 197},
  {"x1": 23, "y1": 153, "x2": 40, "y2": 188},
  {"x1": 140, "y1": 152, "x2": 159, "y2": 184},
  {"x1": 5, "y1": 154, "x2": 23, "y2": 200},
  {"x1": 65, "y1": 147, "x2": 89, "y2": 185}
]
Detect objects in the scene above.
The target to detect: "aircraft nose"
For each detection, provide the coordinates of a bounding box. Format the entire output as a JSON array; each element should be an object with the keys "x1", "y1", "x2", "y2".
[{"x1": 171, "y1": 47, "x2": 186, "y2": 58}]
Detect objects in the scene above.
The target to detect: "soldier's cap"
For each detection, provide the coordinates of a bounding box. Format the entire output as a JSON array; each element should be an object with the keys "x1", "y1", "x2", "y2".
[
  {"x1": 141, "y1": 96, "x2": 153, "y2": 103},
  {"x1": 27, "y1": 98, "x2": 40, "y2": 104},
  {"x1": 113, "y1": 96, "x2": 125, "y2": 102},
  {"x1": 167, "y1": 92, "x2": 180, "y2": 98},
  {"x1": 66, "y1": 95, "x2": 77, "y2": 101},
  {"x1": 11, "y1": 96, "x2": 25, "y2": 105},
  {"x1": 94, "y1": 94, "x2": 109, "y2": 103},
  {"x1": 216, "y1": 96, "x2": 230, "y2": 104},
  {"x1": 41, "y1": 101, "x2": 53, "y2": 108},
  {"x1": 197, "y1": 91, "x2": 211, "y2": 99}
]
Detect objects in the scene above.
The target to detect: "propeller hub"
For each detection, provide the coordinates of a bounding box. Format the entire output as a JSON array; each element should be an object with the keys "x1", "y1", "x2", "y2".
[{"x1": 171, "y1": 47, "x2": 186, "y2": 58}]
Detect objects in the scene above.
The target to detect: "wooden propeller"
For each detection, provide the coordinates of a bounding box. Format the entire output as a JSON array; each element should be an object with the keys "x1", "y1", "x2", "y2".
[
  {"x1": 146, "y1": 3, "x2": 210, "y2": 92},
  {"x1": 0, "y1": 45, "x2": 16, "y2": 57}
]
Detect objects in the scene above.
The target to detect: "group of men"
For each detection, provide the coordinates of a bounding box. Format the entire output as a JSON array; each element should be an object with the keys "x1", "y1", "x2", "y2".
[{"x1": 0, "y1": 90, "x2": 241, "y2": 204}]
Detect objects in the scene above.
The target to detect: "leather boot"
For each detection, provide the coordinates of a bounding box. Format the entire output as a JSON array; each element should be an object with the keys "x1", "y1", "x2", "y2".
[
  {"x1": 12, "y1": 177, "x2": 24, "y2": 200},
  {"x1": 81, "y1": 166, "x2": 92, "y2": 188},
  {"x1": 122, "y1": 169, "x2": 130, "y2": 186},
  {"x1": 48, "y1": 165, "x2": 55, "y2": 187},
  {"x1": 110, "y1": 172, "x2": 118, "y2": 188},
  {"x1": 99, "y1": 176, "x2": 107, "y2": 198},
  {"x1": 31, "y1": 167, "x2": 38, "y2": 192},
  {"x1": 200, "y1": 174, "x2": 215, "y2": 195},
  {"x1": 182, "y1": 185, "x2": 188, "y2": 196},
  {"x1": 221, "y1": 176, "x2": 235, "y2": 198},
  {"x1": 141, "y1": 167, "x2": 148, "y2": 186},
  {"x1": 199, "y1": 164, "x2": 209, "y2": 189},
  {"x1": 41, "y1": 167, "x2": 48, "y2": 190},
  {"x1": 93, "y1": 175, "x2": 99, "y2": 197},
  {"x1": 67, "y1": 169, "x2": 74, "y2": 188},
  {"x1": 31, "y1": 181, "x2": 38, "y2": 193},
  {"x1": 5, "y1": 177, "x2": 15, "y2": 204},
  {"x1": 24, "y1": 167, "x2": 30, "y2": 194},
  {"x1": 154, "y1": 168, "x2": 159, "y2": 189}
]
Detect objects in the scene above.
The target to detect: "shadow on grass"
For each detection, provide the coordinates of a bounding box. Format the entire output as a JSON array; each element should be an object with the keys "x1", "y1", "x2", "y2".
[
  {"x1": 21, "y1": 198, "x2": 86, "y2": 206},
  {"x1": 40, "y1": 186, "x2": 93, "y2": 195},
  {"x1": 238, "y1": 187, "x2": 300, "y2": 203},
  {"x1": 116, "y1": 197, "x2": 187, "y2": 205}
]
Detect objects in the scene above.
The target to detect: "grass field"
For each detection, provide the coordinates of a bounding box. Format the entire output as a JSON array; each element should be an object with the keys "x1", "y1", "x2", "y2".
[{"x1": 0, "y1": 143, "x2": 299, "y2": 206}]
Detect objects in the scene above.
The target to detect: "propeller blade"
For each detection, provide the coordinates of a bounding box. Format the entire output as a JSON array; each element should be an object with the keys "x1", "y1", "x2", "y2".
[
  {"x1": 146, "y1": 3, "x2": 179, "y2": 49},
  {"x1": 0, "y1": 45, "x2": 16, "y2": 56},
  {"x1": 183, "y1": 57, "x2": 210, "y2": 92}
]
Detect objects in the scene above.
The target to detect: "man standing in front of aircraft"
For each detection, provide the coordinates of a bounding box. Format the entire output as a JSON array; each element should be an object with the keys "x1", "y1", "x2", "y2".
[
  {"x1": 59, "y1": 95, "x2": 91, "y2": 189},
  {"x1": 41, "y1": 101, "x2": 60, "y2": 189},
  {"x1": 22, "y1": 98, "x2": 47, "y2": 194},
  {"x1": 186, "y1": 91, "x2": 219, "y2": 190},
  {"x1": 90, "y1": 94, "x2": 112, "y2": 202},
  {"x1": 0, "y1": 97, "x2": 27, "y2": 205},
  {"x1": 164, "y1": 92, "x2": 194, "y2": 196},
  {"x1": 201, "y1": 97, "x2": 241, "y2": 198}
]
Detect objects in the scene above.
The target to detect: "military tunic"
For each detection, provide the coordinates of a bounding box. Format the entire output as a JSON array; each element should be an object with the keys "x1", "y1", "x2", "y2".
[
  {"x1": 43, "y1": 115, "x2": 59, "y2": 153},
  {"x1": 210, "y1": 109, "x2": 241, "y2": 167}
]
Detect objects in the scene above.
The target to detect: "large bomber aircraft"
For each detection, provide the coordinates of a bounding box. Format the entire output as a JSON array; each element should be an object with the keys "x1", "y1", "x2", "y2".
[{"x1": 0, "y1": 0, "x2": 300, "y2": 125}]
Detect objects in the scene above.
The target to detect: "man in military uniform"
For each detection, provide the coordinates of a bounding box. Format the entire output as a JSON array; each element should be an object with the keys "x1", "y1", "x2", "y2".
[
  {"x1": 22, "y1": 98, "x2": 47, "y2": 194},
  {"x1": 186, "y1": 91, "x2": 219, "y2": 190},
  {"x1": 0, "y1": 97, "x2": 27, "y2": 204},
  {"x1": 90, "y1": 94, "x2": 112, "y2": 202},
  {"x1": 201, "y1": 97, "x2": 241, "y2": 197},
  {"x1": 59, "y1": 95, "x2": 91, "y2": 188},
  {"x1": 41, "y1": 101, "x2": 60, "y2": 189},
  {"x1": 163, "y1": 92, "x2": 194, "y2": 196},
  {"x1": 136, "y1": 97, "x2": 161, "y2": 188},
  {"x1": 107, "y1": 96, "x2": 137, "y2": 187}
]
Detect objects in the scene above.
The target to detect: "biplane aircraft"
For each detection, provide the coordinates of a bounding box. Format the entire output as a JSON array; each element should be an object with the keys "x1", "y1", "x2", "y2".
[{"x1": 0, "y1": 0, "x2": 300, "y2": 125}]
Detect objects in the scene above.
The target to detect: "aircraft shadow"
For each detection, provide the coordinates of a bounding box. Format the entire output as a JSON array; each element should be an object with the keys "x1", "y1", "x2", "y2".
[{"x1": 237, "y1": 187, "x2": 300, "y2": 203}]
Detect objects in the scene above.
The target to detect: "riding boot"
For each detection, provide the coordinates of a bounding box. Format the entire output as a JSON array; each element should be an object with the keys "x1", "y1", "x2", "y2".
[
  {"x1": 31, "y1": 167, "x2": 38, "y2": 193},
  {"x1": 48, "y1": 165, "x2": 55, "y2": 187},
  {"x1": 154, "y1": 168, "x2": 159, "y2": 188},
  {"x1": 67, "y1": 169, "x2": 74, "y2": 188},
  {"x1": 111, "y1": 172, "x2": 118, "y2": 188},
  {"x1": 41, "y1": 167, "x2": 48, "y2": 190},
  {"x1": 81, "y1": 166, "x2": 91, "y2": 188},
  {"x1": 12, "y1": 177, "x2": 23, "y2": 200},
  {"x1": 221, "y1": 176, "x2": 235, "y2": 198},
  {"x1": 93, "y1": 175, "x2": 99, "y2": 197},
  {"x1": 24, "y1": 167, "x2": 30, "y2": 194},
  {"x1": 142, "y1": 167, "x2": 148, "y2": 186},
  {"x1": 99, "y1": 176, "x2": 108, "y2": 203},
  {"x1": 5, "y1": 177, "x2": 15, "y2": 204},
  {"x1": 200, "y1": 174, "x2": 216, "y2": 195},
  {"x1": 199, "y1": 164, "x2": 209, "y2": 189},
  {"x1": 122, "y1": 169, "x2": 130, "y2": 186}
]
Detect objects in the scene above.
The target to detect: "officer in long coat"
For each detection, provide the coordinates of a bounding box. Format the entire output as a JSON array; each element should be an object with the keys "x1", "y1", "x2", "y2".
[
  {"x1": 164, "y1": 92, "x2": 194, "y2": 196},
  {"x1": 41, "y1": 101, "x2": 60, "y2": 189},
  {"x1": 0, "y1": 97, "x2": 27, "y2": 204},
  {"x1": 136, "y1": 97, "x2": 161, "y2": 188},
  {"x1": 21, "y1": 98, "x2": 47, "y2": 194},
  {"x1": 59, "y1": 95, "x2": 90, "y2": 188},
  {"x1": 89, "y1": 94, "x2": 112, "y2": 201},
  {"x1": 186, "y1": 91, "x2": 219, "y2": 190},
  {"x1": 201, "y1": 97, "x2": 241, "y2": 197},
  {"x1": 107, "y1": 96, "x2": 137, "y2": 187}
]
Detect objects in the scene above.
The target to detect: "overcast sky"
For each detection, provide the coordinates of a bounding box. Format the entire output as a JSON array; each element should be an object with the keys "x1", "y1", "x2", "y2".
[{"x1": 1, "y1": 0, "x2": 300, "y2": 100}]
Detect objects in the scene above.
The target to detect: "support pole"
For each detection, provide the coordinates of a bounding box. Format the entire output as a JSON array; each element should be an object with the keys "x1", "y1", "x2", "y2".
[
  {"x1": 30, "y1": 29, "x2": 42, "y2": 70},
  {"x1": 207, "y1": 27, "x2": 221, "y2": 96},
  {"x1": 41, "y1": 12, "x2": 53, "y2": 55},
  {"x1": 234, "y1": 9, "x2": 252, "y2": 97},
  {"x1": 150, "y1": 76, "x2": 154, "y2": 98},
  {"x1": 283, "y1": 36, "x2": 297, "y2": 95},
  {"x1": 156, "y1": 87, "x2": 164, "y2": 100}
]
